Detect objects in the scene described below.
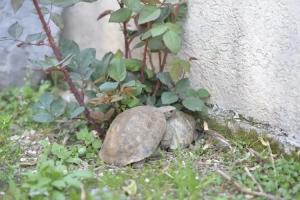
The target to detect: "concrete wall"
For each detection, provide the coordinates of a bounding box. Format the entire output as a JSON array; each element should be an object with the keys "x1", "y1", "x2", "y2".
[
  {"x1": 181, "y1": 0, "x2": 300, "y2": 147},
  {"x1": 0, "y1": 0, "x2": 61, "y2": 88},
  {"x1": 63, "y1": 0, "x2": 300, "y2": 147}
]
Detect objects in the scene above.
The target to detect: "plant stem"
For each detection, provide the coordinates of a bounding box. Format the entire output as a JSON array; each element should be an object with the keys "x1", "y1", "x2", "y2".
[
  {"x1": 153, "y1": 49, "x2": 168, "y2": 96},
  {"x1": 32, "y1": 0, "x2": 98, "y2": 130},
  {"x1": 140, "y1": 40, "x2": 149, "y2": 83},
  {"x1": 123, "y1": 22, "x2": 130, "y2": 58}
]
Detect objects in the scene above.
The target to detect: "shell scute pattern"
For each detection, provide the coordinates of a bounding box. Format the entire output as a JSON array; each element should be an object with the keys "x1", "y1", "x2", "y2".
[{"x1": 100, "y1": 106, "x2": 167, "y2": 166}]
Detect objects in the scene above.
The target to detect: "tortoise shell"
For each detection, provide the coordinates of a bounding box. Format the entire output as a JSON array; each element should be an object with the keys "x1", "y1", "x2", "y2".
[
  {"x1": 99, "y1": 106, "x2": 167, "y2": 166},
  {"x1": 160, "y1": 111, "x2": 196, "y2": 150}
]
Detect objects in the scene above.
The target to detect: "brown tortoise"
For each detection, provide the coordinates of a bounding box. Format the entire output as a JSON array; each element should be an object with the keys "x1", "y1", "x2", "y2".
[{"x1": 99, "y1": 106, "x2": 197, "y2": 167}]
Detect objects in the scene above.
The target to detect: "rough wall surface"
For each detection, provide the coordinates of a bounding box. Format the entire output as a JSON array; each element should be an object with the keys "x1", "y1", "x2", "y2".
[
  {"x1": 62, "y1": 1, "x2": 124, "y2": 57},
  {"x1": 64, "y1": 0, "x2": 300, "y2": 147},
  {"x1": 0, "y1": 1, "x2": 61, "y2": 88},
  {"x1": 180, "y1": 0, "x2": 300, "y2": 146}
]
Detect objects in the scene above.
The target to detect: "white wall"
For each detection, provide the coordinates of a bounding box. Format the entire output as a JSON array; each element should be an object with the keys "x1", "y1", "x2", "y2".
[
  {"x1": 63, "y1": 0, "x2": 300, "y2": 147},
  {"x1": 181, "y1": 0, "x2": 300, "y2": 146}
]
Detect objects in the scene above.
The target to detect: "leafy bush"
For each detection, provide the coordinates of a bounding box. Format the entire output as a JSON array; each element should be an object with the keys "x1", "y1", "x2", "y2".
[{"x1": 5, "y1": 0, "x2": 209, "y2": 134}]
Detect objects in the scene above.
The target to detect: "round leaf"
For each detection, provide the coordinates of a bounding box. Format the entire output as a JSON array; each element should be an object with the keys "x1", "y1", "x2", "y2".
[
  {"x1": 163, "y1": 30, "x2": 181, "y2": 53},
  {"x1": 150, "y1": 24, "x2": 168, "y2": 37},
  {"x1": 161, "y1": 92, "x2": 178, "y2": 105},
  {"x1": 33, "y1": 112, "x2": 54, "y2": 123},
  {"x1": 157, "y1": 72, "x2": 173, "y2": 87},
  {"x1": 99, "y1": 82, "x2": 119, "y2": 92},
  {"x1": 109, "y1": 8, "x2": 132, "y2": 23},
  {"x1": 125, "y1": 59, "x2": 142, "y2": 72},
  {"x1": 108, "y1": 57, "x2": 127, "y2": 81},
  {"x1": 175, "y1": 78, "x2": 190, "y2": 97},
  {"x1": 11, "y1": 0, "x2": 24, "y2": 13},
  {"x1": 124, "y1": 0, "x2": 142, "y2": 12},
  {"x1": 138, "y1": 5, "x2": 161, "y2": 24},
  {"x1": 8, "y1": 22, "x2": 23, "y2": 39},
  {"x1": 197, "y1": 88, "x2": 210, "y2": 99},
  {"x1": 182, "y1": 97, "x2": 205, "y2": 112}
]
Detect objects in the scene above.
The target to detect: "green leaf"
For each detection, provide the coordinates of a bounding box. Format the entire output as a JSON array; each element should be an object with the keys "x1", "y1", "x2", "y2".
[
  {"x1": 146, "y1": 96, "x2": 156, "y2": 105},
  {"x1": 175, "y1": 78, "x2": 190, "y2": 97},
  {"x1": 133, "y1": 41, "x2": 145, "y2": 49},
  {"x1": 51, "y1": 13, "x2": 64, "y2": 29},
  {"x1": 197, "y1": 89, "x2": 210, "y2": 99},
  {"x1": 52, "y1": 180, "x2": 66, "y2": 190},
  {"x1": 125, "y1": 59, "x2": 142, "y2": 72},
  {"x1": 69, "y1": 106, "x2": 85, "y2": 119},
  {"x1": 25, "y1": 32, "x2": 43, "y2": 42},
  {"x1": 51, "y1": 143, "x2": 72, "y2": 160},
  {"x1": 157, "y1": 6, "x2": 171, "y2": 22},
  {"x1": 163, "y1": 30, "x2": 181, "y2": 53},
  {"x1": 11, "y1": 0, "x2": 24, "y2": 13},
  {"x1": 78, "y1": 48, "x2": 96, "y2": 68},
  {"x1": 148, "y1": 37, "x2": 164, "y2": 50},
  {"x1": 150, "y1": 24, "x2": 168, "y2": 37},
  {"x1": 50, "y1": 99, "x2": 65, "y2": 117},
  {"x1": 122, "y1": 97, "x2": 140, "y2": 108},
  {"x1": 92, "y1": 140, "x2": 102, "y2": 150},
  {"x1": 76, "y1": 128, "x2": 93, "y2": 145},
  {"x1": 169, "y1": 58, "x2": 190, "y2": 82},
  {"x1": 109, "y1": 8, "x2": 132, "y2": 23},
  {"x1": 166, "y1": 22, "x2": 182, "y2": 35},
  {"x1": 161, "y1": 92, "x2": 178, "y2": 105},
  {"x1": 157, "y1": 72, "x2": 173, "y2": 87},
  {"x1": 8, "y1": 22, "x2": 23, "y2": 39},
  {"x1": 40, "y1": 0, "x2": 79, "y2": 7},
  {"x1": 40, "y1": 92, "x2": 54, "y2": 110},
  {"x1": 99, "y1": 82, "x2": 119, "y2": 92},
  {"x1": 145, "y1": 68, "x2": 154, "y2": 78},
  {"x1": 108, "y1": 57, "x2": 127, "y2": 81},
  {"x1": 33, "y1": 112, "x2": 54, "y2": 123},
  {"x1": 51, "y1": 191, "x2": 65, "y2": 200},
  {"x1": 138, "y1": 5, "x2": 161, "y2": 24},
  {"x1": 141, "y1": 30, "x2": 152, "y2": 40},
  {"x1": 187, "y1": 88, "x2": 210, "y2": 99},
  {"x1": 124, "y1": 0, "x2": 142, "y2": 12},
  {"x1": 59, "y1": 38, "x2": 80, "y2": 58},
  {"x1": 182, "y1": 97, "x2": 205, "y2": 112}
]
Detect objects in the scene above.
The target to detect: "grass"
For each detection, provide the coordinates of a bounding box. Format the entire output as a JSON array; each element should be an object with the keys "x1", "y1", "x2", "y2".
[{"x1": 0, "y1": 86, "x2": 300, "y2": 200}]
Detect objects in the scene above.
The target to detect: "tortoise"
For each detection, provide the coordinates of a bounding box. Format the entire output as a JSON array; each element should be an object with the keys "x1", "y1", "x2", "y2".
[
  {"x1": 160, "y1": 110, "x2": 197, "y2": 150},
  {"x1": 99, "y1": 106, "x2": 197, "y2": 167}
]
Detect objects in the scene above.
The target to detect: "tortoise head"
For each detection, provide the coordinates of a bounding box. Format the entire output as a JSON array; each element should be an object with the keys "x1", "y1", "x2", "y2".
[{"x1": 157, "y1": 106, "x2": 176, "y2": 119}]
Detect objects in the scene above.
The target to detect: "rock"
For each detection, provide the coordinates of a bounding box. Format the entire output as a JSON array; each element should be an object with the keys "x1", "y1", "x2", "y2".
[
  {"x1": 99, "y1": 106, "x2": 167, "y2": 167},
  {"x1": 160, "y1": 111, "x2": 197, "y2": 150}
]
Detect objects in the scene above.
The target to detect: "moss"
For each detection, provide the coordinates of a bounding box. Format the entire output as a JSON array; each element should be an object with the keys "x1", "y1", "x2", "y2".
[{"x1": 206, "y1": 119, "x2": 284, "y2": 154}]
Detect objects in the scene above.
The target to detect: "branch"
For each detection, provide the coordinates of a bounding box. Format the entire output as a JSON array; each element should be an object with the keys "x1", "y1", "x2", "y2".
[
  {"x1": 140, "y1": 40, "x2": 148, "y2": 82},
  {"x1": 123, "y1": 22, "x2": 130, "y2": 58},
  {"x1": 153, "y1": 49, "x2": 168, "y2": 96},
  {"x1": 32, "y1": 0, "x2": 100, "y2": 133}
]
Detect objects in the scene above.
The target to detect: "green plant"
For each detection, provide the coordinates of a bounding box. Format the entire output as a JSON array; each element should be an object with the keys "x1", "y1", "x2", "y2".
[
  {"x1": 8, "y1": 160, "x2": 93, "y2": 200},
  {"x1": 4, "y1": 0, "x2": 209, "y2": 135}
]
